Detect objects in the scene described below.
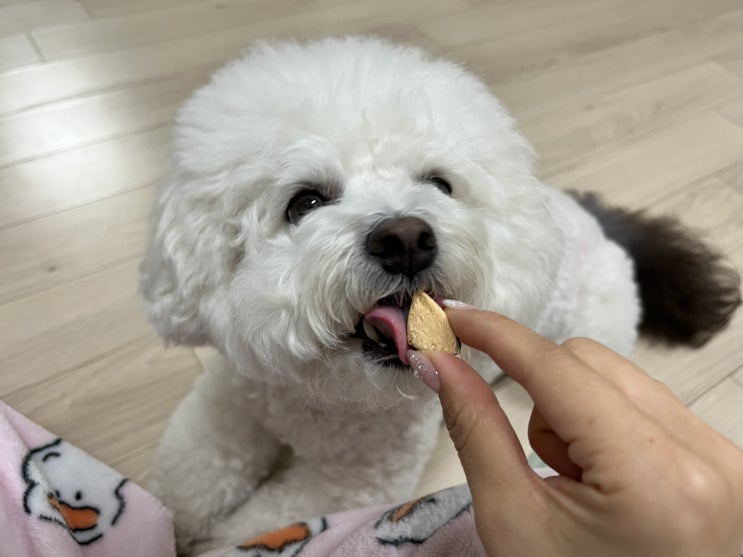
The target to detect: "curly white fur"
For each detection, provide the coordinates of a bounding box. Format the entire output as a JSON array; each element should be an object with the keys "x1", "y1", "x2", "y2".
[{"x1": 140, "y1": 36, "x2": 639, "y2": 553}]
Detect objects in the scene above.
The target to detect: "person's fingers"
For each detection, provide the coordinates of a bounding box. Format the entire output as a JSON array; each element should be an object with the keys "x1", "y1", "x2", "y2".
[
  {"x1": 561, "y1": 337, "x2": 681, "y2": 410},
  {"x1": 527, "y1": 408, "x2": 581, "y2": 480},
  {"x1": 560, "y1": 337, "x2": 724, "y2": 451},
  {"x1": 444, "y1": 309, "x2": 647, "y2": 457},
  {"x1": 423, "y1": 350, "x2": 541, "y2": 512}
]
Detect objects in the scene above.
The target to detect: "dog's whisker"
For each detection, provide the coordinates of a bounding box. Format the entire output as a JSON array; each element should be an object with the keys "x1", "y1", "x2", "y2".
[
  {"x1": 368, "y1": 354, "x2": 400, "y2": 365},
  {"x1": 395, "y1": 383, "x2": 420, "y2": 401}
]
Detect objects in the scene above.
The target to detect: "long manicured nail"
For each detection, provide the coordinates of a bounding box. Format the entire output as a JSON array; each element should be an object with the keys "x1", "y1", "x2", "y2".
[
  {"x1": 408, "y1": 350, "x2": 441, "y2": 393},
  {"x1": 442, "y1": 299, "x2": 478, "y2": 310}
]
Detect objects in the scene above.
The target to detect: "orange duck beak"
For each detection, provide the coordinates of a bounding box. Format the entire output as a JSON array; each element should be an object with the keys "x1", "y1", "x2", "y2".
[{"x1": 48, "y1": 495, "x2": 99, "y2": 531}]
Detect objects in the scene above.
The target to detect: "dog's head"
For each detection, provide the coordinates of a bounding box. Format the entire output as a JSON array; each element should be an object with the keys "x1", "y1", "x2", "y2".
[{"x1": 141, "y1": 37, "x2": 561, "y2": 408}]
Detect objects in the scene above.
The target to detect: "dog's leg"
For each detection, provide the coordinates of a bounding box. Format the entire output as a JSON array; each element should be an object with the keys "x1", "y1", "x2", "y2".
[
  {"x1": 200, "y1": 402, "x2": 442, "y2": 550},
  {"x1": 150, "y1": 364, "x2": 282, "y2": 555}
]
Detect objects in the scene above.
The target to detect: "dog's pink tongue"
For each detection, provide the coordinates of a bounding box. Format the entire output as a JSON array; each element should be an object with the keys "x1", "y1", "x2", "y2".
[{"x1": 363, "y1": 306, "x2": 410, "y2": 365}]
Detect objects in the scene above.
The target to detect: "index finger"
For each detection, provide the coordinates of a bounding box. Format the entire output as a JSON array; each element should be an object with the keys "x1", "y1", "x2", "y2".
[{"x1": 445, "y1": 308, "x2": 646, "y2": 448}]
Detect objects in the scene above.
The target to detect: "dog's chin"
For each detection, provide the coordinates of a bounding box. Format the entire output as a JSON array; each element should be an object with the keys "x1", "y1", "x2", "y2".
[
  {"x1": 276, "y1": 341, "x2": 431, "y2": 412},
  {"x1": 359, "y1": 348, "x2": 436, "y2": 410},
  {"x1": 360, "y1": 341, "x2": 407, "y2": 369},
  {"x1": 294, "y1": 289, "x2": 454, "y2": 409}
]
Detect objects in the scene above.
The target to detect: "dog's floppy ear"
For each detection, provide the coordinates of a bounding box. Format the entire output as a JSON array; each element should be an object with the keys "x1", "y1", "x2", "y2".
[{"x1": 140, "y1": 171, "x2": 237, "y2": 346}]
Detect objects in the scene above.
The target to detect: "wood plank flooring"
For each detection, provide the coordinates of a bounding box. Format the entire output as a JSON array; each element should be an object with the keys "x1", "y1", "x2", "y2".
[{"x1": 1, "y1": 0, "x2": 741, "y2": 496}]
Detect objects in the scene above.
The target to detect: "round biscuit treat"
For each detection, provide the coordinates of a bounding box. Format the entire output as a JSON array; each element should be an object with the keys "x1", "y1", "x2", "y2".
[{"x1": 407, "y1": 291, "x2": 460, "y2": 354}]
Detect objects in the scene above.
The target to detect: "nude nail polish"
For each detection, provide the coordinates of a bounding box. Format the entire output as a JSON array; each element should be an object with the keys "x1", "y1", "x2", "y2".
[
  {"x1": 442, "y1": 299, "x2": 478, "y2": 310},
  {"x1": 408, "y1": 350, "x2": 441, "y2": 393}
]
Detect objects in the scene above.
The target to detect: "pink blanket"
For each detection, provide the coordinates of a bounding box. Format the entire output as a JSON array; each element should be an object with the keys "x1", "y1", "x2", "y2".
[
  {"x1": 0, "y1": 401, "x2": 175, "y2": 556},
  {"x1": 199, "y1": 484, "x2": 485, "y2": 557},
  {"x1": 0, "y1": 400, "x2": 489, "y2": 556},
  {"x1": 4, "y1": 401, "x2": 740, "y2": 557}
]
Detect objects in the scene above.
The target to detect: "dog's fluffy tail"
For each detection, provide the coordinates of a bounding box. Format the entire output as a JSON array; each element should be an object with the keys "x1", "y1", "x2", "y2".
[{"x1": 571, "y1": 191, "x2": 741, "y2": 347}]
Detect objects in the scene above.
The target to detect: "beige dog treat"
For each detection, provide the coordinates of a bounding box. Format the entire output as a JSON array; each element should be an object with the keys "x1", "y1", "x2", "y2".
[{"x1": 407, "y1": 291, "x2": 460, "y2": 354}]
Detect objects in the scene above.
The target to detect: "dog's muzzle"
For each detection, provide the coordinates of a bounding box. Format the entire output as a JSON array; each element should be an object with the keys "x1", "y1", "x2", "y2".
[{"x1": 350, "y1": 216, "x2": 449, "y2": 367}]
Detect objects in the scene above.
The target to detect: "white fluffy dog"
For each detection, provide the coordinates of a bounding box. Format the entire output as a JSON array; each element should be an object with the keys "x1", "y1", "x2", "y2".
[{"x1": 140, "y1": 36, "x2": 740, "y2": 554}]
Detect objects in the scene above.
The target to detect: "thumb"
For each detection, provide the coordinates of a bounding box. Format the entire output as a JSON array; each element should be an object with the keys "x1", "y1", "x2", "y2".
[{"x1": 421, "y1": 351, "x2": 537, "y2": 506}]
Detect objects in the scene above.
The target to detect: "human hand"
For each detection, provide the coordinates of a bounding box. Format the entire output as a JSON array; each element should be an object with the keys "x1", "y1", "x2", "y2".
[{"x1": 407, "y1": 305, "x2": 743, "y2": 557}]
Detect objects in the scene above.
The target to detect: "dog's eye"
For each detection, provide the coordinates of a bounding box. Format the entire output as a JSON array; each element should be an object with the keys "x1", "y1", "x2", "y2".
[
  {"x1": 426, "y1": 176, "x2": 453, "y2": 195},
  {"x1": 286, "y1": 189, "x2": 327, "y2": 224}
]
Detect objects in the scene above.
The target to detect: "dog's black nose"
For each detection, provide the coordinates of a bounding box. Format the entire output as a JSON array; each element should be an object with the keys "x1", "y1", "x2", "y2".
[{"x1": 366, "y1": 216, "x2": 437, "y2": 277}]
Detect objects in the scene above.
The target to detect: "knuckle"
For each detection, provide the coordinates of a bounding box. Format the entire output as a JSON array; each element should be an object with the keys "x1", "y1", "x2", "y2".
[
  {"x1": 443, "y1": 403, "x2": 480, "y2": 457},
  {"x1": 642, "y1": 379, "x2": 684, "y2": 408},
  {"x1": 516, "y1": 345, "x2": 577, "y2": 391},
  {"x1": 649, "y1": 377, "x2": 668, "y2": 391},
  {"x1": 540, "y1": 344, "x2": 577, "y2": 371},
  {"x1": 561, "y1": 336, "x2": 597, "y2": 353},
  {"x1": 651, "y1": 378, "x2": 676, "y2": 399},
  {"x1": 672, "y1": 459, "x2": 729, "y2": 530},
  {"x1": 648, "y1": 379, "x2": 680, "y2": 402}
]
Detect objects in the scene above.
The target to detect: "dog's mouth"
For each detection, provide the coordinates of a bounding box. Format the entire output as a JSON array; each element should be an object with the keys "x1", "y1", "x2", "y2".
[{"x1": 351, "y1": 292, "x2": 445, "y2": 367}]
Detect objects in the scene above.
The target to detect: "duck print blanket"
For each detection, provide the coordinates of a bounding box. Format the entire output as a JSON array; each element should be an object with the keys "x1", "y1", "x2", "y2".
[{"x1": 5, "y1": 401, "x2": 739, "y2": 557}]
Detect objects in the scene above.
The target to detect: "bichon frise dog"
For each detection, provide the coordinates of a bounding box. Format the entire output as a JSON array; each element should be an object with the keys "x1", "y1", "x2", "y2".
[{"x1": 140, "y1": 36, "x2": 741, "y2": 554}]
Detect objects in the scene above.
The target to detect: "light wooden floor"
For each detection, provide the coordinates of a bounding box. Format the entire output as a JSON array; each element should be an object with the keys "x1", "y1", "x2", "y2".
[{"x1": 1, "y1": 0, "x2": 743, "y2": 495}]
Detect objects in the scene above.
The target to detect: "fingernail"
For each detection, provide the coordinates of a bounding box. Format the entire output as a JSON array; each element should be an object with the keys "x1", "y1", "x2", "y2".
[
  {"x1": 442, "y1": 299, "x2": 478, "y2": 310},
  {"x1": 408, "y1": 350, "x2": 441, "y2": 393}
]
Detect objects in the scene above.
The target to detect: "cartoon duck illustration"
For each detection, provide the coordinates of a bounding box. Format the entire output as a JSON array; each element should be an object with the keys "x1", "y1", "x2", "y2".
[
  {"x1": 22, "y1": 438, "x2": 127, "y2": 545},
  {"x1": 230, "y1": 517, "x2": 327, "y2": 557},
  {"x1": 374, "y1": 484, "x2": 472, "y2": 546}
]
